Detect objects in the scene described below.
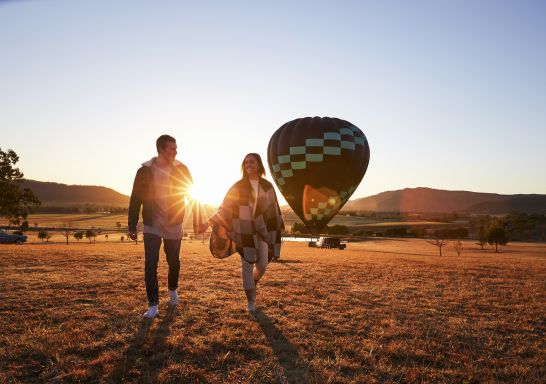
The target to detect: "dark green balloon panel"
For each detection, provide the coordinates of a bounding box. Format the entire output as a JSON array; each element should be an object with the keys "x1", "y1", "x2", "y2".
[{"x1": 267, "y1": 117, "x2": 370, "y2": 230}]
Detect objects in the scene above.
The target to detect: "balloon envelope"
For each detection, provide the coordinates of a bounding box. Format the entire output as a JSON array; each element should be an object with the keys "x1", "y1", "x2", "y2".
[{"x1": 267, "y1": 117, "x2": 370, "y2": 231}]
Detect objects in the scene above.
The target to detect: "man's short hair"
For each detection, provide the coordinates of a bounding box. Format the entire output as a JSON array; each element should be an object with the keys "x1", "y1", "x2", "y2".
[{"x1": 156, "y1": 135, "x2": 176, "y2": 153}]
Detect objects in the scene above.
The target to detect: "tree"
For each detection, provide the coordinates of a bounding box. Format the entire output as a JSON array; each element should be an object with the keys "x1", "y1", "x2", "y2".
[
  {"x1": 73, "y1": 231, "x2": 84, "y2": 242},
  {"x1": 85, "y1": 229, "x2": 96, "y2": 243},
  {"x1": 90, "y1": 228, "x2": 98, "y2": 242},
  {"x1": 434, "y1": 227, "x2": 469, "y2": 239},
  {"x1": 327, "y1": 225, "x2": 349, "y2": 235},
  {"x1": 476, "y1": 223, "x2": 487, "y2": 250},
  {"x1": 487, "y1": 223, "x2": 508, "y2": 253},
  {"x1": 453, "y1": 240, "x2": 463, "y2": 256},
  {"x1": 20, "y1": 220, "x2": 29, "y2": 233},
  {"x1": 105, "y1": 234, "x2": 109, "y2": 241},
  {"x1": 409, "y1": 227, "x2": 426, "y2": 238},
  {"x1": 385, "y1": 227, "x2": 408, "y2": 237},
  {"x1": 0, "y1": 149, "x2": 41, "y2": 224},
  {"x1": 38, "y1": 230, "x2": 48, "y2": 242},
  {"x1": 61, "y1": 223, "x2": 73, "y2": 245},
  {"x1": 292, "y1": 222, "x2": 311, "y2": 235},
  {"x1": 427, "y1": 239, "x2": 448, "y2": 256}
]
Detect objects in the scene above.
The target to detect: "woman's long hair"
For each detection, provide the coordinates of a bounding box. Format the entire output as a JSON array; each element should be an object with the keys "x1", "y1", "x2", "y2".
[{"x1": 241, "y1": 153, "x2": 266, "y2": 179}]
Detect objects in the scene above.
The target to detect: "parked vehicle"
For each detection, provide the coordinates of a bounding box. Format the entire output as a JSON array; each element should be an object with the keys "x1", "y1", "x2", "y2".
[
  {"x1": 316, "y1": 236, "x2": 346, "y2": 250},
  {"x1": 0, "y1": 229, "x2": 27, "y2": 244}
]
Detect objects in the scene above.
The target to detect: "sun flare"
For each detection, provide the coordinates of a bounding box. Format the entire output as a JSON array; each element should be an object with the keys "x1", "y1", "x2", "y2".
[
  {"x1": 185, "y1": 165, "x2": 242, "y2": 207},
  {"x1": 189, "y1": 183, "x2": 213, "y2": 205}
]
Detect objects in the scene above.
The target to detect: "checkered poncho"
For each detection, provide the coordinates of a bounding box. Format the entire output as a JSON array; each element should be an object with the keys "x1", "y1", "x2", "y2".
[{"x1": 210, "y1": 178, "x2": 284, "y2": 263}]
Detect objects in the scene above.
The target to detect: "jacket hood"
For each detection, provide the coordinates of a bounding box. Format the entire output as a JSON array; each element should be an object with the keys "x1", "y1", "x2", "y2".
[{"x1": 142, "y1": 157, "x2": 184, "y2": 168}]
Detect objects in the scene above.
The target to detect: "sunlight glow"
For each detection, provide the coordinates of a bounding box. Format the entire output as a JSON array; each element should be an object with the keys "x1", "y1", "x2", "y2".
[
  {"x1": 189, "y1": 183, "x2": 210, "y2": 205},
  {"x1": 183, "y1": 161, "x2": 245, "y2": 207}
]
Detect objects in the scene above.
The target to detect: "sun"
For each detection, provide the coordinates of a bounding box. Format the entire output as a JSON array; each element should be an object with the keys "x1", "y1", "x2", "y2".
[
  {"x1": 189, "y1": 182, "x2": 215, "y2": 205},
  {"x1": 185, "y1": 166, "x2": 237, "y2": 207}
]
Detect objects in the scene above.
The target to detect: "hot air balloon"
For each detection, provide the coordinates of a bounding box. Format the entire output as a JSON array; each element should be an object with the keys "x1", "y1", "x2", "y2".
[{"x1": 267, "y1": 117, "x2": 370, "y2": 232}]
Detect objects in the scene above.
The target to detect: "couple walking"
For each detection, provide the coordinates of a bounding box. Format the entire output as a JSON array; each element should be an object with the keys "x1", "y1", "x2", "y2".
[{"x1": 128, "y1": 135, "x2": 285, "y2": 319}]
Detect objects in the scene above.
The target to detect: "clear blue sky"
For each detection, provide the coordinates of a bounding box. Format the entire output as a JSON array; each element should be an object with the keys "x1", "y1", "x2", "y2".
[{"x1": 1, "y1": 0, "x2": 545, "y2": 205}]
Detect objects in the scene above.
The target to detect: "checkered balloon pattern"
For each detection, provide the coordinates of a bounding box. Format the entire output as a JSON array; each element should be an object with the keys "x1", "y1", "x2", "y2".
[{"x1": 267, "y1": 117, "x2": 370, "y2": 230}]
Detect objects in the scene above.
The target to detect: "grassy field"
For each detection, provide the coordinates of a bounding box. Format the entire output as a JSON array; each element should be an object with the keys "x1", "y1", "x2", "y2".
[
  {"x1": 0, "y1": 214, "x2": 129, "y2": 230},
  {"x1": 1, "y1": 239, "x2": 545, "y2": 383},
  {"x1": 1, "y1": 213, "x2": 451, "y2": 236},
  {"x1": 0, "y1": 214, "x2": 199, "y2": 234},
  {"x1": 280, "y1": 211, "x2": 451, "y2": 229}
]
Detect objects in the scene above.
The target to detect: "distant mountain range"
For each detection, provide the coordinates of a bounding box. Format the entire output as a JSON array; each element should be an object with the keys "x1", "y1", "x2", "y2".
[
  {"x1": 22, "y1": 180, "x2": 546, "y2": 214},
  {"x1": 342, "y1": 187, "x2": 546, "y2": 214},
  {"x1": 22, "y1": 179, "x2": 130, "y2": 206}
]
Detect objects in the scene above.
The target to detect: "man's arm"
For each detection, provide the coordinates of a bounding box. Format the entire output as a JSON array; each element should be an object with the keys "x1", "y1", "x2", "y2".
[
  {"x1": 184, "y1": 167, "x2": 202, "y2": 233},
  {"x1": 128, "y1": 168, "x2": 143, "y2": 238}
]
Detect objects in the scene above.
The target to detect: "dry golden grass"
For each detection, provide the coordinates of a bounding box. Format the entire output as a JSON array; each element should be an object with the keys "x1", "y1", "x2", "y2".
[
  {"x1": 0, "y1": 239, "x2": 545, "y2": 383},
  {"x1": 1, "y1": 213, "x2": 216, "y2": 237},
  {"x1": 0, "y1": 214, "x2": 129, "y2": 229},
  {"x1": 1, "y1": 213, "x2": 448, "y2": 232}
]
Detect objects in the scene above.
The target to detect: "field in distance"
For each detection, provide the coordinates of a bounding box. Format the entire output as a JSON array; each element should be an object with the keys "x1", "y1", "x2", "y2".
[
  {"x1": 0, "y1": 212, "x2": 452, "y2": 236},
  {"x1": 0, "y1": 213, "x2": 129, "y2": 230},
  {"x1": 0, "y1": 213, "x2": 201, "y2": 234},
  {"x1": 0, "y1": 239, "x2": 544, "y2": 383}
]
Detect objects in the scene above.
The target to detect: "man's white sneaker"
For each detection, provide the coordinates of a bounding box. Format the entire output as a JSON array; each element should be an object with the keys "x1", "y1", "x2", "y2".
[
  {"x1": 246, "y1": 302, "x2": 256, "y2": 312},
  {"x1": 143, "y1": 305, "x2": 159, "y2": 319},
  {"x1": 169, "y1": 290, "x2": 179, "y2": 306}
]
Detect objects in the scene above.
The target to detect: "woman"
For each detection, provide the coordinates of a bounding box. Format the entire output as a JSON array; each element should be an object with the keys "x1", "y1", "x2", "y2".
[{"x1": 199, "y1": 153, "x2": 284, "y2": 312}]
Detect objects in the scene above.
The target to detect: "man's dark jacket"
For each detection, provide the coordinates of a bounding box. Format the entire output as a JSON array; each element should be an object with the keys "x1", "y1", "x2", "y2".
[{"x1": 128, "y1": 158, "x2": 199, "y2": 233}]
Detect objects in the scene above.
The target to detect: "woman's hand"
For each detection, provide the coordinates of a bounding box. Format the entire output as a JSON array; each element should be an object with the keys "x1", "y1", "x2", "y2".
[{"x1": 195, "y1": 221, "x2": 210, "y2": 235}]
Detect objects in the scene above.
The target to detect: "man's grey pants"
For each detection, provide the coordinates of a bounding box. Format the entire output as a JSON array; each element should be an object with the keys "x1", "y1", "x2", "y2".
[{"x1": 143, "y1": 233, "x2": 181, "y2": 306}]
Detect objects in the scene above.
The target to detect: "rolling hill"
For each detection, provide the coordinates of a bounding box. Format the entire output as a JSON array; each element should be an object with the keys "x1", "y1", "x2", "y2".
[
  {"x1": 341, "y1": 187, "x2": 546, "y2": 214},
  {"x1": 20, "y1": 180, "x2": 218, "y2": 218},
  {"x1": 21, "y1": 180, "x2": 546, "y2": 214},
  {"x1": 22, "y1": 179, "x2": 130, "y2": 206},
  {"x1": 466, "y1": 194, "x2": 546, "y2": 214}
]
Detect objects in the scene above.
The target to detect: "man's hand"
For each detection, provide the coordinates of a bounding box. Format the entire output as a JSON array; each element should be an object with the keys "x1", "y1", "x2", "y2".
[
  {"x1": 128, "y1": 231, "x2": 137, "y2": 241},
  {"x1": 195, "y1": 222, "x2": 209, "y2": 236}
]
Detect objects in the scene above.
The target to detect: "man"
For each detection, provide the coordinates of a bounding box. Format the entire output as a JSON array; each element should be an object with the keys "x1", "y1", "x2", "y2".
[{"x1": 128, "y1": 134, "x2": 199, "y2": 318}]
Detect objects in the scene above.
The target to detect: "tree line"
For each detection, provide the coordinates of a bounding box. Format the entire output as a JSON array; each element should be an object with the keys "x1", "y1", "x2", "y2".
[{"x1": 2, "y1": 148, "x2": 544, "y2": 252}]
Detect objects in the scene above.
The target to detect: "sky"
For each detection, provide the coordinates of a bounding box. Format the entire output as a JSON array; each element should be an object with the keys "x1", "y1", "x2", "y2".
[{"x1": 1, "y1": 0, "x2": 545, "y2": 206}]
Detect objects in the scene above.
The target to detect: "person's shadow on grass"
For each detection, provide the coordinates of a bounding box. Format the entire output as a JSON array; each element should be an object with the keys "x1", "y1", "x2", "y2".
[
  {"x1": 273, "y1": 259, "x2": 304, "y2": 264},
  {"x1": 252, "y1": 309, "x2": 310, "y2": 384},
  {"x1": 106, "y1": 305, "x2": 176, "y2": 383}
]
